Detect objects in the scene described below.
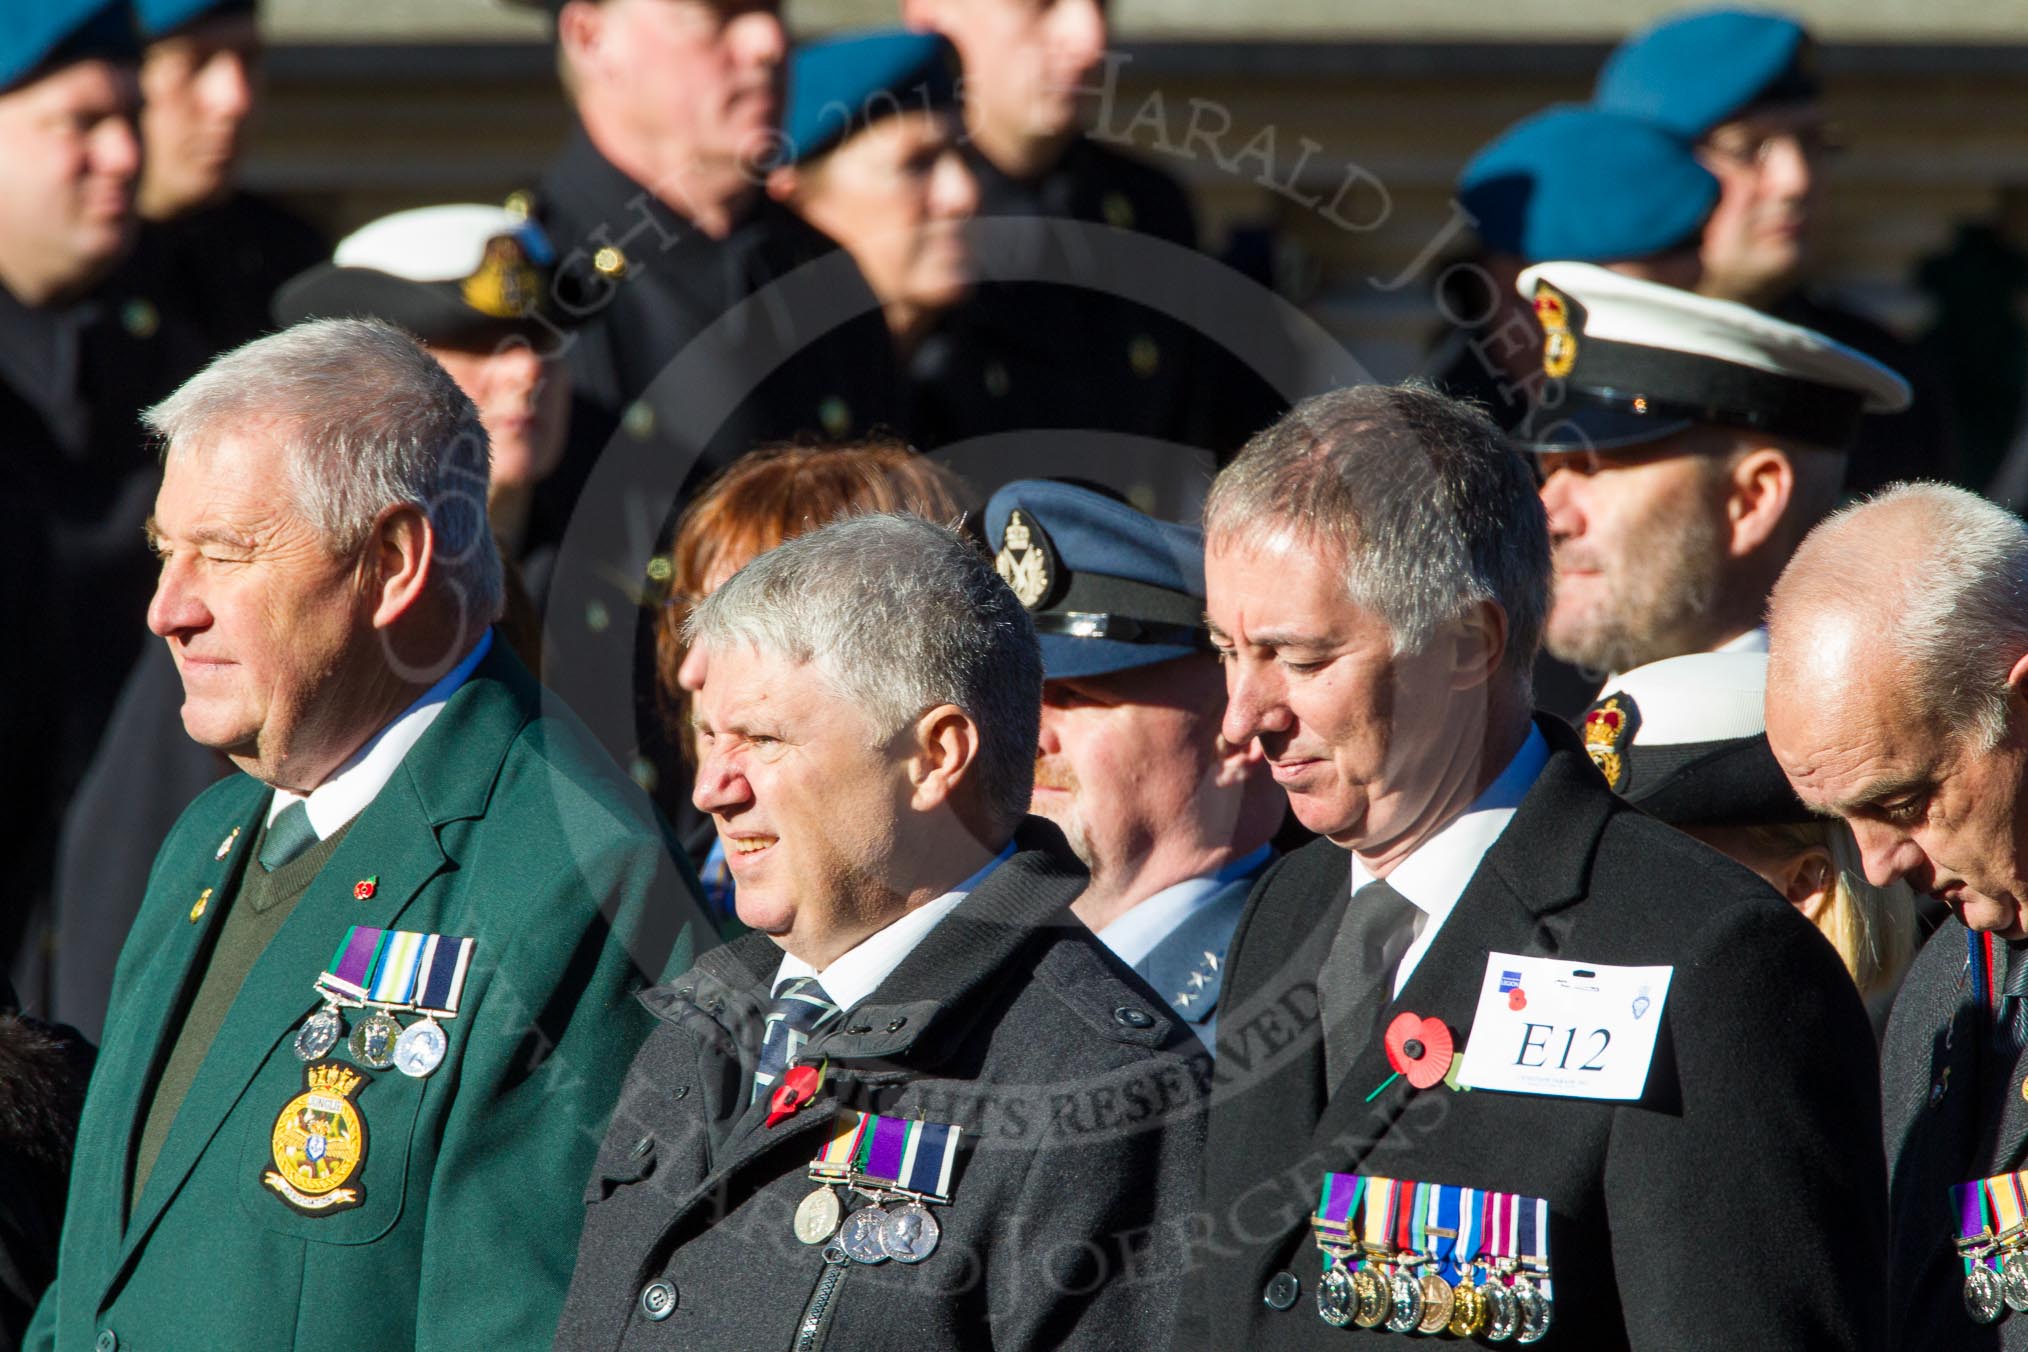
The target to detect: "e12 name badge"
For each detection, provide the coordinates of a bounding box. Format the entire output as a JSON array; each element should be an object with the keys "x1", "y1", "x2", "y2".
[{"x1": 1456, "y1": 953, "x2": 1673, "y2": 1101}]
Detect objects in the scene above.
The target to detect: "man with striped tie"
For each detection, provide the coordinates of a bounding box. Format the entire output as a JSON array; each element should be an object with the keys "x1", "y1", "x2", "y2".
[{"x1": 558, "y1": 512, "x2": 1209, "y2": 1351}]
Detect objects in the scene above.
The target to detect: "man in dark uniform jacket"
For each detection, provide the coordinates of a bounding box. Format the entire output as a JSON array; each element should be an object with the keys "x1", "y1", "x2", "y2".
[
  {"x1": 1596, "y1": 6, "x2": 1957, "y2": 493},
  {"x1": 1178, "y1": 384, "x2": 1885, "y2": 1348},
  {"x1": 1766, "y1": 485, "x2": 2028, "y2": 1349},
  {"x1": 0, "y1": 0, "x2": 213, "y2": 1004},
  {"x1": 120, "y1": 0, "x2": 324, "y2": 358},
  {"x1": 902, "y1": 0, "x2": 1284, "y2": 464},
  {"x1": 557, "y1": 515, "x2": 1206, "y2": 1350}
]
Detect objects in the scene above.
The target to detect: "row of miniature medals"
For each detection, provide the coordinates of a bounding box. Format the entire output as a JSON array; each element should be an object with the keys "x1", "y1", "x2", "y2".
[
  {"x1": 1311, "y1": 1174, "x2": 1553, "y2": 1342},
  {"x1": 1956, "y1": 1170, "x2": 2028, "y2": 1325},
  {"x1": 293, "y1": 925, "x2": 475, "y2": 1079},
  {"x1": 791, "y1": 1108, "x2": 964, "y2": 1267}
]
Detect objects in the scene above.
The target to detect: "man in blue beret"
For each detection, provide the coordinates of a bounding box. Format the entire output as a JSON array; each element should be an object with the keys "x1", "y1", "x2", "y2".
[
  {"x1": 119, "y1": 0, "x2": 324, "y2": 356},
  {"x1": 1428, "y1": 104, "x2": 1719, "y2": 442},
  {"x1": 1597, "y1": 5, "x2": 1956, "y2": 491},
  {"x1": 901, "y1": 0, "x2": 1286, "y2": 463},
  {"x1": 0, "y1": 0, "x2": 216, "y2": 1010},
  {"x1": 987, "y1": 480, "x2": 1281, "y2": 1046}
]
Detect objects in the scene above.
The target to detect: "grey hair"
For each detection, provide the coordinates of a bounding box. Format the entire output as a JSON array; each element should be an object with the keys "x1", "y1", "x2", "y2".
[
  {"x1": 1850, "y1": 482, "x2": 2028, "y2": 750},
  {"x1": 143, "y1": 317, "x2": 504, "y2": 625},
  {"x1": 1203, "y1": 382, "x2": 1550, "y2": 679},
  {"x1": 685, "y1": 513, "x2": 1041, "y2": 830}
]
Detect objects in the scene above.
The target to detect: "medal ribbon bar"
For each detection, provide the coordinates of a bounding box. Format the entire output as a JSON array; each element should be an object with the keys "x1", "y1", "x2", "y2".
[
  {"x1": 367, "y1": 930, "x2": 428, "y2": 1006},
  {"x1": 413, "y1": 935, "x2": 475, "y2": 1017},
  {"x1": 1431, "y1": 1183, "x2": 1463, "y2": 1283},
  {"x1": 1453, "y1": 1186, "x2": 1483, "y2": 1285},
  {"x1": 1361, "y1": 1174, "x2": 1396, "y2": 1260},
  {"x1": 319, "y1": 925, "x2": 386, "y2": 1002}
]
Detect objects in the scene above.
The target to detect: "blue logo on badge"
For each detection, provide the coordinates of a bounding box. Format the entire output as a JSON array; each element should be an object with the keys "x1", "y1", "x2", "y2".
[
  {"x1": 1499, "y1": 970, "x2": 1522, "y2": 993},
  {"x1": 307, "y1": 1134, "x2": 326, "y2": 1163}
]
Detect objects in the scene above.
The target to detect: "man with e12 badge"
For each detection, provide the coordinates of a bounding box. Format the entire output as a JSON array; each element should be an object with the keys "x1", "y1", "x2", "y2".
[{"x1": 1174, "y1": 383, "x2": 1885, "y2": 1348}]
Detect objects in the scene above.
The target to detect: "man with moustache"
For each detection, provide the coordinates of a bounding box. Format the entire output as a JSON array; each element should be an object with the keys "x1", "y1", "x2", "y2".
[
  {"x1": 1177, "y1": 382, "x2": 1884, "y2": 1349},
  {"x1": 1767, "y1": 484, "x2": 2028, "y2": 1348},
  {"x1": 1596, "y1": 5, "x2": 1956, "y2": 490},
  {"x1": 1522, "y1": 260, "x2": 1908, "y2": 688},
  {"x1": 986, "y1": 479, "x2": 1282, "y2": 1043}
]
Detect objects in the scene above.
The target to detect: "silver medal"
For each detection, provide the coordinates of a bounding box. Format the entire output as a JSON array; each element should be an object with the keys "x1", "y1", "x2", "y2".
[
  {"x1": 879, "y1": 1201, "x2": 941, "y2": 1263},
  {"x1": 293, "y1": 1005, "x2": 343, "y2": 1062},
  {"x1": 393, "y1": 1018, "x2": 447, "y2": 1078},
  {"x1": 1483, "y1": 1281, "x2": 1520, "y2": 1342},
  {"x1": 1515, "y1": 1278, "x2": 1553, "y2": 1344},
  {"x1": 1384, "y1": 1269, "x2": 1424, "y2": 1334},
  {"x1": 838, "y1": 1205, "x2": 890, "y2": 1264},
  {"x1": 1968, "y1": 1262, "x2": 2006, "y2": 1325},
  {"x1": 2005, "y1": 1250, "x2": 2028, "y2": 1313},
  {"x1": 795, "y1": 1187, "x2": 843, "y2": 1246},
  {"x1": 348, "y1": 1010, "x2": 401, "y2": 1070},
  {"x1": 1316, "y1": 1263, "x2": 1356, "y2": 1327}
]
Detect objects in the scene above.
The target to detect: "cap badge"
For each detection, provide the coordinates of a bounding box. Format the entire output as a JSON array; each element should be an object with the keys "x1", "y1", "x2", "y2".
[
  {"x1": 994, "y1": 508, "x2": 1060, "y2": 612},
  {"x1": 1581, "y1": 693, "x2": 1641, "y2": 792},
  {"x1": 462, "y1": 234, "x2": 540, "y2": 319},
  {"x1": 1534, "y1": 283, "x2": 1578, "y2": 380}
]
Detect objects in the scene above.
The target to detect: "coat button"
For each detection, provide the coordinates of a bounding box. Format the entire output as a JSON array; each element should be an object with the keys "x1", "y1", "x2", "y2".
[
  {"x1": 639, "y1": 1280, "x2": 678, "y2": 1321},
  {"x1": 1114, "y1": 1006, "x2": 1154, "y2": 1029},
  {"x1": 885, "y1": 1016, "x2": 908, "y2": 1032},
  {"x1": 1263, "y1": 1271, "x2": 1300, "y2": 1310},
  {"x1": 629, "y1": 1134, "x2": 654, "y2": 1159},
  {"x1": 96, "y1": 1333, "x2": 117, "y2": 1352}
]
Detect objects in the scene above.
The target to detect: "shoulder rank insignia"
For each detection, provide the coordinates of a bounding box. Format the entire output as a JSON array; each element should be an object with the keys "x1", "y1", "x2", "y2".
[
  {"x1": 263, "y1": 1060, "x2": 370, "y2": 1215},
  {"x1": 462, "y1": 233, "x2": 540, "y2": 319},
  {"x1": 1533, "y1": 281, "x2": 1579, "y2": 380},
  {"x1": 994, "y1": 508, "x2": 1064, "y2": 612},
  {"x1": 1581, "y1": 693, "x2": 1641, "y2": 792}
]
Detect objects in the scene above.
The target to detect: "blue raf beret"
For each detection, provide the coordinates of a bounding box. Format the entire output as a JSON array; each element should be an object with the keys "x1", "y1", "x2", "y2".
[
  {"x1": 985, "y1": 480, "x2": 1213, "y2": 682},
  {"x1": 1458, "y1": 106, "x2": 1718, "y2": 263},
  {"x1": 782, "y1": 30, "x2": 959, "y2": 167},
  {"x1": 1595, "y1": 8, "x2": 1817, "y2": 139},
  {"x1": 136, "y1": 0, "x2": 256, "y2": 39},
  {"x1": 0, "y1": 0, "x2": 137, "y2": 94}
]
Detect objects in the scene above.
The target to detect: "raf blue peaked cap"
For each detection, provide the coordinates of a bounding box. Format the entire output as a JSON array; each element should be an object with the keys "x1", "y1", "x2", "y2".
[
  {"x1": 782, "y1": 30, "x2": 960, "y2": 167},
  {"x1": 0, "y1": 0, "x2": 137, "y2": 94},
  {"x1": 985, "y1": 480, "x2": 1214, "y2": 682},
  {"x1": 1595, "y1": 8, "x2": 1818, "y2": 140},
  {"x1": 1459, "y1": 105, "x2": 1719, "y2": 263},
  {"x1": 135, "y1": 0, "x2": 256, "y2": 39}
]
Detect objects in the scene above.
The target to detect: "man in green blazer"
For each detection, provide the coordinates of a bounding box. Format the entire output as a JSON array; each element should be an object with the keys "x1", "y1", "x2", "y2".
[{"x1": 27, "y1": 317, "x2": 708, "y2": 1351}]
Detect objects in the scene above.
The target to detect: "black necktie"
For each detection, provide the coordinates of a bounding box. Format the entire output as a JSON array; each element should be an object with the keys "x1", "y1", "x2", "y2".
[
  {"x1": 2001, "y1": 945, "x2": 2028, "y2": 1055},
  {"x1": 752, "y1": 977, "x2": 841, "y2": 1105},
  {"x1": 259, "y1": 800, "x2": 319, "y2": 872},
  {"x1": 1318, "y1": 880, "x2": 1423, "y2": 1093}
]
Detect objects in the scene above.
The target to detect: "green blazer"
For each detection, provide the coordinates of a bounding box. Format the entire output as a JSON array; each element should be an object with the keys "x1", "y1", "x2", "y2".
[{"x1": 27, "y1": 640, "x2": 707, "y2": 1352}]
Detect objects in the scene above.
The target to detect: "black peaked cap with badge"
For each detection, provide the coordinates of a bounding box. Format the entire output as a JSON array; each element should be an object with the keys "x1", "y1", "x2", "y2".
[
  {"x1": 984, "y1": 478, "x2": 1213, "y2": 681},
  {"x1": 1516, "y1": 260, "x2": 1911, "y2": 454},
  {"x1": 274, "y1": 203, "x2": 579, "y2": 347},
  {"x1": 1580, "y1": 650, "x2": 1806, "y2": 826}
]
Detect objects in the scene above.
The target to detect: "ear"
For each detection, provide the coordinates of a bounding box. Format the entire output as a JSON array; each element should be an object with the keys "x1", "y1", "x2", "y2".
[
  {"x1": 898, "y1": 0, "x2": 943, "y2": 33},
  {"x1": 555, "y1": 1, "x2": 606, "y2": 76},
  {"x1": 905, "y1": 703, "x2": 982, "y2": 812},
  {"x1": 765, "y1": 164, "x2": 801, "y2": 205},
  {"x1": 362, "y1": 503, "x2": 435, "y2": 632},
  {"x1": 1782, "y1": 844, "x2": 1836, "y2": 923},
  {"x1": 1446, "y1": 599, "x2": 1508, "y2": 692},
  {"x1": 1724, "y1": 447, "x2": 1796, "y2": 558}
]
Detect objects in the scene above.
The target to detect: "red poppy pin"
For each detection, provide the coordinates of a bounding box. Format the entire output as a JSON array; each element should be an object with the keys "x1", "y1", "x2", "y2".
[
  {"x1": 354, "y1": 876, "x2": 378, "y2": 901},
  {"x1": 766, "y1": 1061, "x2": 826, "y2": 1128},
  {"x1": 1384, "y1": 1012, "x2": 1456, "y2": 1090}
]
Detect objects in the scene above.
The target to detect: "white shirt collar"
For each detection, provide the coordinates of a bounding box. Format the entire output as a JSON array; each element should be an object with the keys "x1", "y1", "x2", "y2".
[
  {"x1": 1098, "y1": 845, "x2": 1272, "y2": 969},
  {"x1": 770, "y1": 842, "x2": 1015, "y2": 1011},
  {"x1": 1351, "y1": 723, "x2": 1550, "y2": 996},
  {"x1": 265, "y1": 630, "x2": 493, "y2": 840}
]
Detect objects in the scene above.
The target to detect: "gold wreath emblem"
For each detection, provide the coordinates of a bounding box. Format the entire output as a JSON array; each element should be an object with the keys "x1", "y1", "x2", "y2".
[{"x1": 1534, "y1": 284, "x2": 1578, "y2": 380}]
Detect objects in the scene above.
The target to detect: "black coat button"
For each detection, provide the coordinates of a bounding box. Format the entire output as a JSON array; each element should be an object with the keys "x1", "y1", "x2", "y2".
[
  {"x1": 1263, "y1": 1271, "x2": 1300, "y2": 1310},
  {"x1": 640, "y1": 1280, "x2": 678, "y2": 1321},
  {"x1": 1114, "y1": 1006, "x2": 1154, "y2": 1029},
  {"x1": 629, "y1": 1134, "x2": 654, "y2": 1159},
  {"x1": 886, "y1": 1016, "x2": 908, "y2": 1032}
]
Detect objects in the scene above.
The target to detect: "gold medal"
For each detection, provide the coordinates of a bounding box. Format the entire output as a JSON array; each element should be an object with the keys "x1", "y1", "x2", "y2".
[
  {"x1": 262, "y1": 1060, "x2": 369, "y2": 1215},
  {"x1": 1449, "y1": 1276, "x2": 1489, "y2": 1336},
  {"x1": 1416, "y1": 1270, "x2": 1456, "y2": 1334}
]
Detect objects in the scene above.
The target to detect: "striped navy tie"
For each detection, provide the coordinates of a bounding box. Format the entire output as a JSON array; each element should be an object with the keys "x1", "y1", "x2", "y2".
[{"x1": 752, "y1": 976, "x2": 840, "y2": 1104}]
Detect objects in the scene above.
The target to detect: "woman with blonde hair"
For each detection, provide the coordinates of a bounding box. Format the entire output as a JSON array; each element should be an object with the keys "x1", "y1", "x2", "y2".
[{"x1": 1581, "y1": 650, "x2": 1915, "y2": 1013}]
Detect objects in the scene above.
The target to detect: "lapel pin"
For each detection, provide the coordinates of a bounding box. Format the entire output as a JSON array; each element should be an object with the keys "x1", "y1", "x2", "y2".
[
  {"x1": 1367, "y1": 1012, "x2": 1457, "y2": 1102},
  {"x1": 215, "y1": 827, "x2": 239, "y2": 860},
  {"x1": 766, "y1": 1061, "x2": 826, "y2": 1128},
  {"x1": 190, "y1": 887, "x2": 213, "y2": 923},
  {"x1": 354, "y1": 876, "x2": 378, "y2": 901}
]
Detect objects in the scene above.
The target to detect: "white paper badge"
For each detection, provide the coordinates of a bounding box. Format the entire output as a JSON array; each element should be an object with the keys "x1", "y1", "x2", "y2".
[{"x1": 1455, "y1": 952, "x2": 1673, "y2": 1101}]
